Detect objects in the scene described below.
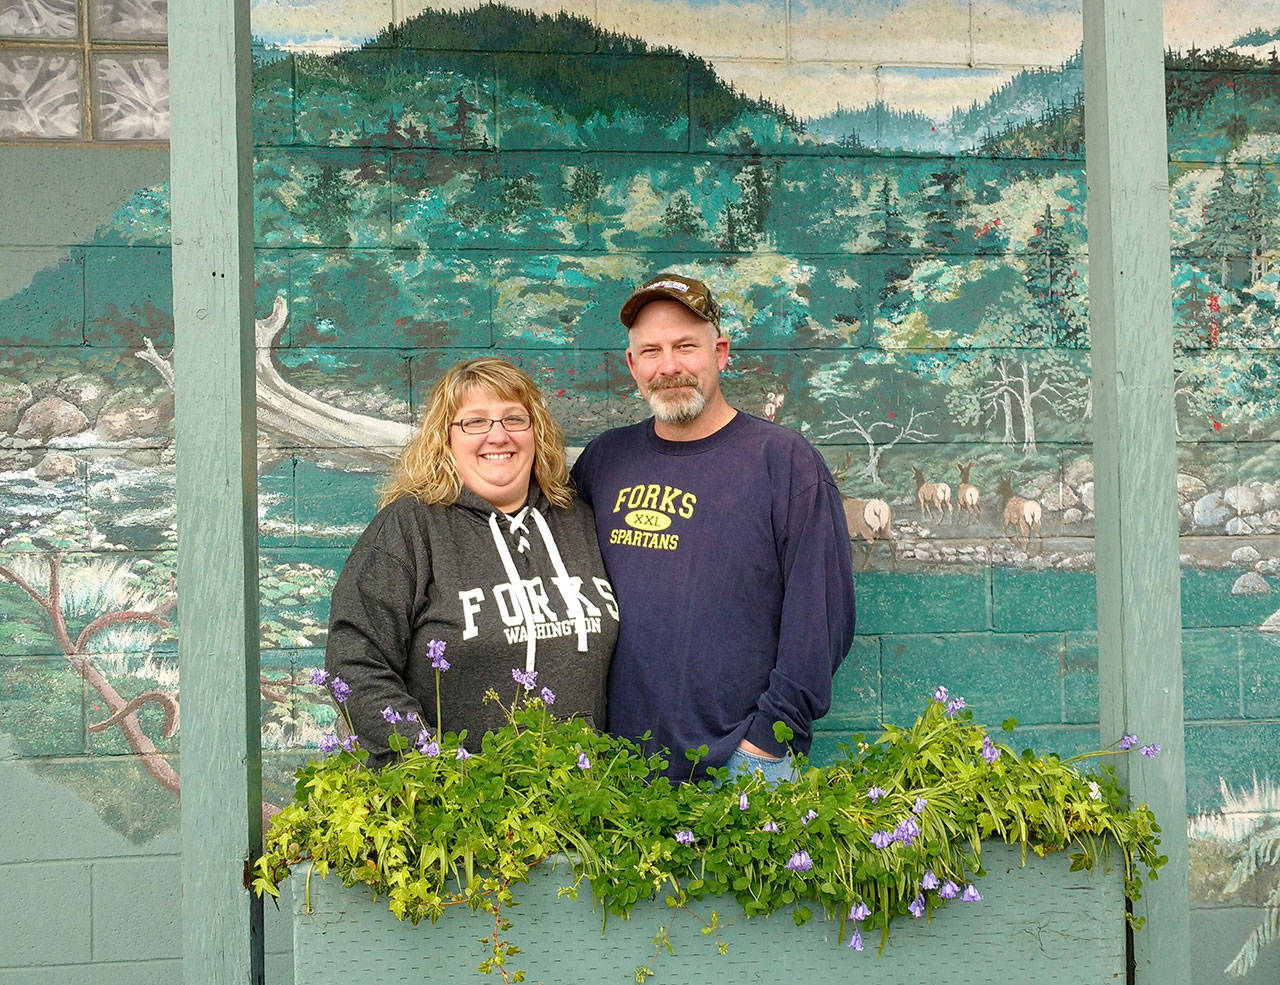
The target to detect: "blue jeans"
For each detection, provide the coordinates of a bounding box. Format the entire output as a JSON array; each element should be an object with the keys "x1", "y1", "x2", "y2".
[{"x1": 722, "y1": 747, "x2": 795, "y2": 785}]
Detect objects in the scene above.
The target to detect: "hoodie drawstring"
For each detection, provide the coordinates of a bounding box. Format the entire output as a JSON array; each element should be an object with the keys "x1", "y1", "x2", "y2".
[
  {"x1": 489, "y1": 510, "x2": 539, "y2": 672},
  {"x1": 487, "y1": 507, "x2": 591, "y2": 673},
  {"x1": 529, "y1": 507, "x2": 590, "y2": 653}
]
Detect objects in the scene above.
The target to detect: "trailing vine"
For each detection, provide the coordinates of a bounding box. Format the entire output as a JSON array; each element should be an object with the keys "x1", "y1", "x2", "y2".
[{"x1": 254, "y1": 669, "x2": 1165, "y2": 983}]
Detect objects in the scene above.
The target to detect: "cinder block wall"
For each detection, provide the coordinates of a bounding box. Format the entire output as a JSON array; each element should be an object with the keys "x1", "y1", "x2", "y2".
[{"x1": 2, "y1": 4, "x2": 1279, "y2": 983}]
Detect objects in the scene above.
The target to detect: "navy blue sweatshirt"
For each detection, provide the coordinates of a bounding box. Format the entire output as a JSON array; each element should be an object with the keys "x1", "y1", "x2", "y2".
[{"x1": 572, "y1": 412, "x2": 856, "y2": 781}]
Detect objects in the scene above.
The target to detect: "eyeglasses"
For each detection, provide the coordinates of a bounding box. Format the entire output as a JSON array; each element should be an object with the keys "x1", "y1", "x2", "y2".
[{"x1": 450, "y1": 414, "x2": 533, "y2": 435}]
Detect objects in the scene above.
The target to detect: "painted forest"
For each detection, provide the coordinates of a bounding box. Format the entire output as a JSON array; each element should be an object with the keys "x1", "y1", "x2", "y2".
[{"x1": 2, "y1": 6, "x2": 1280, "y2": 979}]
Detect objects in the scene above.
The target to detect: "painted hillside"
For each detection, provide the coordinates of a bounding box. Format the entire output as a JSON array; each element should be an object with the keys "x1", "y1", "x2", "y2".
[{"x1": 2, "y1": 5, "x2": 1280, "y2": 979}]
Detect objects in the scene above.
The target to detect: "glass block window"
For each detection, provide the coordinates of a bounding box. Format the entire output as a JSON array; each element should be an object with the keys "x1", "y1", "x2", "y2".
[{"x1": 0, "y1": 0, "x2": 167, "y2": 141}]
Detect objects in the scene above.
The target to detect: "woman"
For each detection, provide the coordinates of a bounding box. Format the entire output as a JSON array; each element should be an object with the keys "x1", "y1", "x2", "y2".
[{"x1": 325, "y1": 358, "x2": 618, "y2": 766}]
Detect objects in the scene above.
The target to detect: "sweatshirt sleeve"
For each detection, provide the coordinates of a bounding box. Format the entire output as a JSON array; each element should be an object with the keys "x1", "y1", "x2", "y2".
[
  {"x1": 325, "y1": 537, "x2": 428, "y2": 767},
  {"x1": 743, "y1": 471, "x2": 857, "y2": 757}
]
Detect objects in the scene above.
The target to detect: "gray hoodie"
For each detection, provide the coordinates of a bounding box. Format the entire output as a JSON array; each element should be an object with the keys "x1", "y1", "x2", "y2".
[{"x1": 326, "y1": 483, "x2": 618, "y2": 766}]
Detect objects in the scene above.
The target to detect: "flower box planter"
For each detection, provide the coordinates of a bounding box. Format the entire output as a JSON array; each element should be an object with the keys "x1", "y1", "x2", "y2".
[{"x1": 292, "y1": 843, "x2": 1125, "y2": 984}]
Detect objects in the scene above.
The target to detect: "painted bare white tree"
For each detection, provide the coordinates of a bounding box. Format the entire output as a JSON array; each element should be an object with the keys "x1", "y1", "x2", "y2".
[{"x1": 817, "y1": 406, "x2": 936, "y2": 486}]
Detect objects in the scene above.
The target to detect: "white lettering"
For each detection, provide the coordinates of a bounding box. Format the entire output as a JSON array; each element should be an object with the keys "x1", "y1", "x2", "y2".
[
  {"x1": 593, "y1": 577, "x2": 619, "y2": 620},
  {"x1": 492, "y1": 582, "x2": 527, "y2": 627},
  {"x1": 458, "y1": 588, "x2": 485, "y2": 640},
  {"x1": 524, "y1": 577, "x2": 558, "y2": 622},
  {"x1": 551, "y1": 575, "x2": 602, "y2": 619}
]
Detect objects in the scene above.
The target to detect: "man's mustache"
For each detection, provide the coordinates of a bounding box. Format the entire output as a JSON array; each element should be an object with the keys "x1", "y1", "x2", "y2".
[{"x1": 648, "y1": 376, "x2": 698, "y2": 392}]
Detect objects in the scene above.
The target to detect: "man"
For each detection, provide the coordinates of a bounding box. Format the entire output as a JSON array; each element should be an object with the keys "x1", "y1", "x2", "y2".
[{"x1": 571, "y1": 273, "x2": 856, "y2": 782}]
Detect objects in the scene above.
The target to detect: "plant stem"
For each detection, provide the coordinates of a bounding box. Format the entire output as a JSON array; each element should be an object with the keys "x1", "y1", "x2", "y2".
[{"x1": 435, "y1": 667, "x2": 443, "y2": 738}]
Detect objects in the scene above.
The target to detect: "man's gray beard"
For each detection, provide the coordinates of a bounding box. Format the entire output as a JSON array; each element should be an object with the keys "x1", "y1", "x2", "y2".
[{"x1": 647, "y1": 381, "x2": 706, "y2": 426}]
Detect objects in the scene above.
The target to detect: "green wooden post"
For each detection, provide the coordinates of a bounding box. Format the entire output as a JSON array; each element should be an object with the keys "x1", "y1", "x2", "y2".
[
  {"x1": 1083, "y1": 3, "x2": 1190, "y2": 984},
  {"x1": 169, "y1": 0, "x2": 264, "y2": 983}
]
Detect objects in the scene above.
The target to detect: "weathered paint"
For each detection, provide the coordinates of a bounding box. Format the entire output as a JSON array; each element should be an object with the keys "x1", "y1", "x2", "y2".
[
  {"x1": 1084, "y1": 3, "x2": 1189, "y2": 984},
  {"x1": 0, "y1": 2, "x2": 1279, "y2": 983},
  {"x1": 169, "y1": 0, "x2": 264, "y2": 982}
]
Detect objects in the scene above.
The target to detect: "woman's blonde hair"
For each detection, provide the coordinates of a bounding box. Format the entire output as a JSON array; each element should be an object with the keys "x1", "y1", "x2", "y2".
[{"x1": 379, "y1": 357, "x2": 572, "y2": 510}]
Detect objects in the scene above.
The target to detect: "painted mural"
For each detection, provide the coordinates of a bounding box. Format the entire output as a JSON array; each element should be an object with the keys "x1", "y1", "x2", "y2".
[{"x1": 2, "y1": 1, "x2": 1280, "y2": 981}]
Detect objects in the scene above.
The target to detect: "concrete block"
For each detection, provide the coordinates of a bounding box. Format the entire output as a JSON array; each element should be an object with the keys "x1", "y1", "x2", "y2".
[
  {"x1": 491, "y1": 253, "x2": 627, "y2": 350},
  {"x1": 972, "y1": 0, "x2": 1081, "y2": 66},
  {"x1": 504, "y1": 348, "x2": 630, "y2": 441},
  {"x1": 0, "y1": 655, "x2": 85, "y2": 755},
  {"x1": 875, "y1": 67, "x2": 1020, "y2": 156},
  {"x1": 992, "y1": 568, "x2": 1096, "y2": 632},
  {"x1": 1189, "y1": 904, "x2": 1280, "y2": 985},
  {"x1": 855, "y1": 570, "x2": 990, "y2": 635},
  {"x1": 86, "y1": 462, "x2": 176, "y2": 547},
  {"x1": 403, "y1": 345, "x2": 539, "y2": 417},
  {"x1": 266, "y1": 344, "x2": 414, "y2": 435},
  {"x1": 1182, "y1": 566, "x2": 1280, "y2": 629},
  {"x1": 258, "y1": 547, "x2": 347, "y2": 653},
  {"x1": 83, "y1": 247, "x2": 173, "y2": 349},
  {"x1": 253, "y1": 53, "x2": 295, "y2": 146},
  {"x1": 792, "y1": 0, "x2": 969, "y2": 64},
  {"x1": 1241, "y1": 626, "x2": 1280, "y2": 718},
  {"x1": 0, "y1": 958, "x2": 182, "y2": 985},
  {"x1": 293, "y1": 460, "x2": 380, "y2": 548},
  {"x1": 294, "y1": 49, "x2": 496, "y2": 150},
  {"x1": 1186, "y1": 721, "x2": 1280, "y2": 813},
  {"x1": 255, "y1": 148, "x2": 393, "y2": 249},
  {"x1": 734, "y1": 255, "x2": 871, "y2": 350},
  {"x1": 0, "y1": 859, "x2": 93, "y2": 965},
  {"x1": 259, "y1": 458, "x2": 297, "y2": 548},
  {"x1": 1061, "y1": 631, "x2": 1097, "y2": 723},
  {"x1": 692, "y1": 61, "x2": 874, "y2": 154},
  {"x1": 1231, "y1": 73, "x2": 1280, "y2": 164},
  {"x1": 1182, "y1": 628, "x2": 1243, "y2": 721},
  {"x1": 286, "y1": 248, "x2": 490, "y2": 349},
  {"x1": 825, "y1": 634, "x2": 880, "y2": 729},
  {"x1": 0, "y1": 147, "x2": 169, "y2": 248},
  {"x1": 1002, "y1": 722, "x2": 1099, "y2": 761},
  {"x1": 599, "y1": 0, "x2": 785, "y2": 59},
  {"x1": 1167, "y1": 70, "x2": 1239, "y2": 165},
  {"x1": 90, "y1": 855, "x2": 181, "y2": 962},
  {"x1": 0, "y1": 248, "x2": 85, "y2": 346},
  {"x1": 390, "y1": 150, "x2": 582, "y2": 252},
  {"x1": 82, "y1": 654, "x2": 179, "y2": 758},
  {"x1": 497, "y1": 53, "x2": 688, "y2": 152},
  {"x1": 880, "y1": 632, "x2": 1062, "y2": 727}
]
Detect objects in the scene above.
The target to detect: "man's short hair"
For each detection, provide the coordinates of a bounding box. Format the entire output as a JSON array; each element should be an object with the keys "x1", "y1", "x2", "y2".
[{"x1": 619, "y1": 274, "x2": 721, "y2": 332}]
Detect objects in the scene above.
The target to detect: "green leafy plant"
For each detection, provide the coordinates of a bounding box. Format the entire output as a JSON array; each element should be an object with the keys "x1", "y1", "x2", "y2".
[{"x1": 254, "y1": 672, "x2": 1165, "y2": 984}]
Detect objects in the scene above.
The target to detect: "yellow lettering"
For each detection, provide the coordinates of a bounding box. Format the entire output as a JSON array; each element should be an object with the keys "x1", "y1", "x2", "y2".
[
  {"x1": 658, "y1": 485, "x2": 680, "y2": 514},
  {"x1": 612, "y1": 487, "x2": 631, "y2": 514},
  {"x1": 679, "y1": 492, "x2": 697, "y2": 519}
]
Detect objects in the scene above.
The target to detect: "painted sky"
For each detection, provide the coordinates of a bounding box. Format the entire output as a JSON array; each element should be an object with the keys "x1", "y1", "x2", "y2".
[{"x1": 249, "y1": 0, "x2": 1280, "y2": 119}]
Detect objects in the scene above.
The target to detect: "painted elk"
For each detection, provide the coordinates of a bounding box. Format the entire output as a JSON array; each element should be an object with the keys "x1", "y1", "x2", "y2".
[
  {"x1": 843, "y1": 497, "x2": 896, "y2": 570},
  {"x1": 997, "y1": 474, "x2": 1044, "y2": 552},
  {"x1": 956, "y1": 461, "x2": 981, "y2": 525},
  {"x1": 911, "y1": 465, "x2": 952, "y2": 523}
]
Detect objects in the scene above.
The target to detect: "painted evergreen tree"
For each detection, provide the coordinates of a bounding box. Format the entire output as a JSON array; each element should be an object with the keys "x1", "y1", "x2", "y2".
[
  {"x1": 1191, "y1": 166, "x2": 1249, "y2": 285},
  {"x1": 443, "y1": 90, "x2": 484, "y2": 150},
  {"x1": 1025, "y1": 205, "x2": 1087, "y2": 347},
  {"x1": 661, "y1": 190, "x2": 703, "y2": 236},
  {"x1": 919, "y1": 164, "x2": 975, "y2": 254},
  {"x1": 1242, "y1": 167, "x2": 1279, "y2": 284},
  {"x1": 566, "y1": 164, "x2": 602, "y2": 213},
  {"x1": 733, "y1": 151, "x2": 774, "y2": 241},
  {"x1": 868, "y1": 175, "x2": 915, "y2": 301},
  {"x1": 298, "y1": 164, "x2": 353, "y2": 246},
  {"x1": 1172, "y1": 263, "x2": 1218, "y2": 349},
  {"x1": 718, "y1": 204, "x2": 746, "y2": 251}
]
